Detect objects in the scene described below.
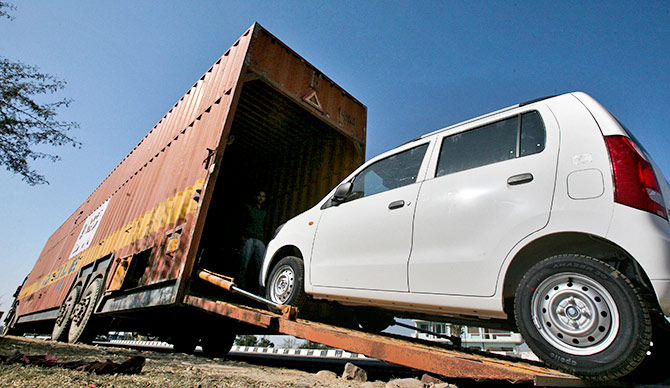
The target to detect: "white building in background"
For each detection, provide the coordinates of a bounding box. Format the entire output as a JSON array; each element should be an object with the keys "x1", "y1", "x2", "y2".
[{"x1": 412, "y1": 320, "x2": 538, "y2": 361}]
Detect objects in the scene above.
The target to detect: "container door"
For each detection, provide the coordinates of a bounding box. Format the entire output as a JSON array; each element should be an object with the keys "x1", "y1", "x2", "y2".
[
  {"x1": 409, "y1": 108, "x2": 559, "y2": 296},
  {"x1": 311, "y1": 143, "x2": 430, "y2": 292}
]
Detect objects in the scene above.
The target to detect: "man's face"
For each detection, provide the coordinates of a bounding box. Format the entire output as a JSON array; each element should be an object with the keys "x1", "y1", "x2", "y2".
[{"x1": 256, "y1": 191, "x2": 266, "y2": 205}]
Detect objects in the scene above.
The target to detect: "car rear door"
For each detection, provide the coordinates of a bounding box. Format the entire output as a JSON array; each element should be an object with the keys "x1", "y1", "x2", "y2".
[{"x1": 409, "y1": 107, "x2": 559, "y2": 296}]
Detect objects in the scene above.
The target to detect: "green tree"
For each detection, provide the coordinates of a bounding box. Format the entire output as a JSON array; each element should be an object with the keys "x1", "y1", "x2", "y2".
[
  {"x1": 234, "y1": 334, "x2": 258, "y2": 346},
  {"x1": 450, "y1": 324, "x2": 464, "y2": 337},
  {"x1": 298, "y1": 340, "x2": 332, "y2": 350},
  {"x1": 257, "y1": 337, "x2": 274, "y2": 348},
  {"x1": 280, "y1": 337, "x2": 297, "y2": 349},
  {"x1": 0, "y1": 2, "x2": 80, "y2": 185},
  {"x1": 0, "y1": 1, "x2": 14, "y2": 19}
]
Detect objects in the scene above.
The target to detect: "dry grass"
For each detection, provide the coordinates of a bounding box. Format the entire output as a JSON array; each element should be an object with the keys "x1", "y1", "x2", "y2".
[{"x1": 0, "y1": 336, "x2": 385, "y2": 388}]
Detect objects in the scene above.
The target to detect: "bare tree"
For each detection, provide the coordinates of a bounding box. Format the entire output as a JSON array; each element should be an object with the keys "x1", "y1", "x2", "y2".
[
  {"x1": 0, "y1": 2, "x2": 80, "y2": 185},
  {"x1": 0, "y1": 1, "x2": 15, "y2": 19}
]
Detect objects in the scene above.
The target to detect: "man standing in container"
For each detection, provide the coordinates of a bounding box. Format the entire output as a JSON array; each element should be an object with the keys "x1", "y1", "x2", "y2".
[{"x1": 239, "y1": 190, "x2": 267, "y2": 293}]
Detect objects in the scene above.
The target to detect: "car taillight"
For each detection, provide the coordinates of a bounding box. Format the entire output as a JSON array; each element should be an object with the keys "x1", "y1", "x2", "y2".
[{"x1": 605, "y1": 135, "x2": 667, "y2": 219}]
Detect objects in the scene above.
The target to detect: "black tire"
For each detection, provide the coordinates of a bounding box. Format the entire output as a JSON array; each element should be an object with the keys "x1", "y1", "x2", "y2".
[
  {"x1": 265, "y1": 256, "x2": 307, "y2": 310},
  {"x1": 201, "y1": 331, "x2": 236, "y2": 358},
  {"x1": 68, "y1": 277, "x2": 103, "y2": 343},
  {"x1": 625, "y1": 312, "x2": 670, "y2": 383},
  {"x1": 514, "y1": 255, "x2": 651, "y2": 380},
  {"x1": 356, "y1": 309, "x2": 395, "y2": 333},
  {"x1": 52, "y1": 283, "x2": 82, "y2": 341},
  {"x1": 1, "y1": 311, "x2": 17, "y2": 336},
  {"x1": 172, "y1": 335, "x2": 198, "y2": 354}
]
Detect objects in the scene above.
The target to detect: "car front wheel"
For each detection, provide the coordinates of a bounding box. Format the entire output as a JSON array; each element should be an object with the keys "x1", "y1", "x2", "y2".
[
  {"x1": 266, "y1": 256, "x2": 307, "y2": 309},
  {"x1": 515, "y1": 254, "x2": 651, "y2": 380}
]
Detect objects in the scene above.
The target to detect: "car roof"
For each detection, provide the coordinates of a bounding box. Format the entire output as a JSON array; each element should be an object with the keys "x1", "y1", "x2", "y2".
[{"x1": 418, "y1": 93, "x2": 565, "y2": 140}]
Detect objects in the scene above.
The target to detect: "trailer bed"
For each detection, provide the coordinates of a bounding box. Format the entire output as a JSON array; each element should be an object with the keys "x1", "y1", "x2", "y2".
[{"x1": 185, "y1": 295, "x2": 584, "y2": 386}]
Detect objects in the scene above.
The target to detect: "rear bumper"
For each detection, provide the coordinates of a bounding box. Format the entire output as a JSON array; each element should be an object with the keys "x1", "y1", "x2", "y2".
[{"x1": 608, "y1": 205, "x2": 670, "y2": 315}]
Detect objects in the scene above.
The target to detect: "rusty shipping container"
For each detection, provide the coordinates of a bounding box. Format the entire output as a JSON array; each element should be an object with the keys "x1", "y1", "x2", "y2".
[{"x1": 12, "y1": 23, "x2": 366, "y2": 340}]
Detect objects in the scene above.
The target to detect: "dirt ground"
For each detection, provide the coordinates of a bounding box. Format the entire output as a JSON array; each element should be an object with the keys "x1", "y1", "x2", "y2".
[
  {"x1": 5, "y1": 335, "x2": 670, "y2": 388},
  {"x1": 0, "y1": 335, "x2": 396, "y2": 388}
]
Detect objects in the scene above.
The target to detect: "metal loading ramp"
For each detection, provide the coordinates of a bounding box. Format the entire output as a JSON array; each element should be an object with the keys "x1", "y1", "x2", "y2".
[{"x1": 184, "y1": 295, "x2": 584, "y2": 386}]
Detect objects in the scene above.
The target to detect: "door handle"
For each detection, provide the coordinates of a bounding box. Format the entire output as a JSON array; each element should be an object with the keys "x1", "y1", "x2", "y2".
[
  {"x1": 388, "y1": 200, "x2": 405, "y2": 210},
  {"x1": 507, "y1": 173, "x2": 534, "y2": 186}
]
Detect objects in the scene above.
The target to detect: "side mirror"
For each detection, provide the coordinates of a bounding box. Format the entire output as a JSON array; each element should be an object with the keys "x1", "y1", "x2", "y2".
[{"x1": 332, "y1": 182, "x2": 353, "y2": 203}]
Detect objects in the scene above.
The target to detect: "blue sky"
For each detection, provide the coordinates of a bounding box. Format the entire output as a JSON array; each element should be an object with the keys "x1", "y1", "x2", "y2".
[{"x1": 1, "y1": 1, "x2": 669, "y2": 319}]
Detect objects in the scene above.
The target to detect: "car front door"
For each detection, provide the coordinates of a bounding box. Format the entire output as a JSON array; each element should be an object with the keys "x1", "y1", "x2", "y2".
[{"x1": 310, "y1": 142, "x2": 430, "y2": 292}]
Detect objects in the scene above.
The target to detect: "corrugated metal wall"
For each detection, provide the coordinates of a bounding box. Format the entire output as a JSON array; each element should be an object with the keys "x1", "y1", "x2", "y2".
[
  {"x1": 17, "y1": 25, "x2": 254, "y2": 316},
  {"x1": 17, "y1": 23, "x2": 367, "y2": 321}
]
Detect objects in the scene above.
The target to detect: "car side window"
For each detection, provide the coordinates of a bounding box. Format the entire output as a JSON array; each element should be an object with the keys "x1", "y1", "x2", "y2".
[
  {"x1": 519, "y1": 110, "x2": 545, "y2": 157},
  {"x1": 350, "y1": 143, "x2": 429, "y2": 199},
  {"x1": 436, "y1": 111, "x2": 546, "y2": 177}
]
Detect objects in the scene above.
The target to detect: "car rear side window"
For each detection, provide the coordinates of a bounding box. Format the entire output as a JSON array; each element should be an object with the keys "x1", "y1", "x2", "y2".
[
  {"x1": 520, "y1": 111, "x2": 546, "y2": 157},
  {"x1": 351, "y1": 143, "x2": 429, "y2": 198},
  {"x1": 436, "y1": 111, "x2": 545, "y2": 177}
]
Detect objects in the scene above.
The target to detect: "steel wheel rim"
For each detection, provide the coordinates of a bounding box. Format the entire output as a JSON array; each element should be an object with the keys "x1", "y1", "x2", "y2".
[
  {"x1": 270, "y1": 265, "x2": 295, "y2": 304},
  {"x1": 55, "y1": 287, "x2": 79, "y2": 327},
  {"x1": 531, "y1": 272, "x2": 620, "y2": 355},
  {"x1": 68, "y1": 279, "x2": 101, "y2": 342}
]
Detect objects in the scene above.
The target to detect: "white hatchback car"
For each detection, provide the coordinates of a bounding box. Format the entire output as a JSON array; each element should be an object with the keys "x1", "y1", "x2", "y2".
[{"x1": 261, "y1": 92, "x2": 670, "y2": 380}]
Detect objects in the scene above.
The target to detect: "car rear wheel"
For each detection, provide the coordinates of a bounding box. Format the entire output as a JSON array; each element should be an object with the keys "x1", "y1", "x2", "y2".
[
  {"x1": 515, "y1": 255, "x2": 651, "y2": 380},
  {"x1": 625, "y1": 312, "x2": 670, "y2": 383}
]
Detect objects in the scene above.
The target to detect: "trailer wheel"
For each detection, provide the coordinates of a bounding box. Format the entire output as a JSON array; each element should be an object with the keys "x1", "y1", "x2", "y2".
[
  {"x1": 68, "y1": 277, "x2": 103, "y2": 343},
  {"x1": 1, "y1": 311, "x2": 17, "y2": 336},
  {"x1": 201, "y1": 331, "x2": 236, "y2": 358},
  {"x1": 266, "y1": 256, "x2": 307, "y2": 310},
  {"x1": 52, "y1": 283, "x2": 82, "y2": 341},
  {"x1": 515, "y1": 255, "x2": 651, "y2": 380},
  {"x1": 172, "y1": 335, "x2": 198, "y2": 354}
]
